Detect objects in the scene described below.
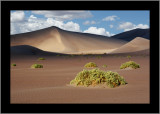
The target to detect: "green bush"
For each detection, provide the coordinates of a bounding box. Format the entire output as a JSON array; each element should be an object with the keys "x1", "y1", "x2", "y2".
[
  {"x1": 120, "y1": 61, "x2": 140, "y2": 69},
  {"x1": 84, "y1": 62, "x2": 98, "y2": 68},
  {"x1": 11, "y1": 63, "x2": 16, "y2": 66},
  {"x1": 38, "y1": 57, "x2": 45, "y2": 60},
  {"x1": 70, "y1": 68, "x2": 127, "y2": 88},
  {"x1": 127, "y1": 55, "x2": 131, "y2": 59},
  {"x1": 31, "y1": 64, "x2": 43, "y2": 68},
  {"x1": 102, "y1": 64, "x2": 107, "y2": 68}
]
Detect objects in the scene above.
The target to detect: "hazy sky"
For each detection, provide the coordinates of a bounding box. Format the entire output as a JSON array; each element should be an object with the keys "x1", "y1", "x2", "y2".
[{"x1": 10, "y1": 10, "x2": 149, "y2": 36}]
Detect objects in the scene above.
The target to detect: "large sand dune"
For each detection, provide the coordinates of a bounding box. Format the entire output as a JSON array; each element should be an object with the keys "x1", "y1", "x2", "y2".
[
  {"x1": 11, "y1": 26, "x2": 150, "y2": 55},
  {"x1": 111, "y1": 37, "x2": 149, "y2": 54},
  {"x1": 11, "y1": 26, "x2": 127, "y2": 54}
]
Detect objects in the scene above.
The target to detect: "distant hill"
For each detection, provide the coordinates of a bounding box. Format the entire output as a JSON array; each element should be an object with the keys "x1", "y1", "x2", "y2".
[{"x1": 111, "y1": 29, "x2": 150, "y2": 41}]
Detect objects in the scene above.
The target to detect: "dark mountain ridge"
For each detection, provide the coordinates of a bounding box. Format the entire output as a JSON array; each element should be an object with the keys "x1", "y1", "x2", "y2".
[{"x1": 111, "y1": 28, "x2": 150, "y2": 41}]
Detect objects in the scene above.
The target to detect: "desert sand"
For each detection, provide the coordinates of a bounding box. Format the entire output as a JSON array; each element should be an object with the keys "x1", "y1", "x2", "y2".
[
  {"x1": 10, "y1": 26, "x2": 150, "y2": 104},
  {"x1": 10, "y1": 55, "x2": 149, "y2": 104}
]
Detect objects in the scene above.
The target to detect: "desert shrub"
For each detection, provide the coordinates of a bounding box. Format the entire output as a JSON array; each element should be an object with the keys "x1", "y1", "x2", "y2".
[
  {"x1": 102, "y1": 64, "x2": 107, "y2": 68},
  {"x1": 105, "y1": 71, "x2": 127, "y2": 87},
  {"x1": 31, "y1": 64, "x2": 43, "y2": 68},
  {"x1": 68, "y1": 54, "x2": 75, "y2": 57},
  {"x1": 84, "y1": 62, "x2": 98, "y2": 68},
  {"x1": 96, "y1": 55, "x2": 102, "y2": 59},
  {"x1": 127, "y1": 55, "x2": 131, "y2": 59},
  {"x1": 38, "y1": 57, "x2": 45, "y2": 60},
  {"x1": 70, "y1": 68, "x2": 127, "y2": 88},
  {"x1": 120, "y1": 61, "x2": 140, "y2": 69},
  {"x1": 11, "y1": 63, "x2": 16, "y2": 66}
]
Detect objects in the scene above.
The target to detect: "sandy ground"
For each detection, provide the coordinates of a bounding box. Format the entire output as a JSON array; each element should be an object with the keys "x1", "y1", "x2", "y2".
[{"x1": 10, "y1": 55, "x2": 150, "y2": 104}]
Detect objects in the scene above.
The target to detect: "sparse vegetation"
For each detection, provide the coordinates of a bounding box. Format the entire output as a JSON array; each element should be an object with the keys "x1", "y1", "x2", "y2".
[
  {"x1": 127, "y1": 55, "x2": 131, "y2": 60},
  {"x1": 38, "y1": 57, "x2": 45, "y2": 60},
  {"x1": 120, "y1": 61, "x2": 140, "y2": 69},
  {"x1": 96, "y1": 55, "x2": 102, "y2": 59},
  {"x1": 70, "y1": 68, "x2": 127, "y2": 88},
  {"x1": 69, "y1": 54, "x2": 75, "y2": 57},
  {"x1": 84, "y1": 62, "x2": 98, "y2": 68},
  {"x1": 31, "y1": 64, "x2": 43, "y2": 68},
  {"x1": 11, "y1": 63, "x2": 16, "y2": 66},
  {"x1": 102, "y1": 64, "x2": 107, "y2": 68}
]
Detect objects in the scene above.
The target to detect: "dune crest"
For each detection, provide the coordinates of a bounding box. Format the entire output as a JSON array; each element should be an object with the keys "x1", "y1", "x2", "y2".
[{"x1": 111, "y1": 37, "x2": 149, "y2": 54}]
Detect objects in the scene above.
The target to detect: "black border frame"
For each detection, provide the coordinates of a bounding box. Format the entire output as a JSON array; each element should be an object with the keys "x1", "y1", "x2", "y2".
[{"x1": 1, "y1": 1, "x2": 159, "y2": 113}]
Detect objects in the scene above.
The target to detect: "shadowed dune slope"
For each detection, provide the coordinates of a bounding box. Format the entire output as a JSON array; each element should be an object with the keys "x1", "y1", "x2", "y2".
[
  {"x1": 111, "y1": 29, "x2": 149, "y2": 41},
  {"x1": 11, "y1": 26, "x2": 127, "y2": 54},
  {"x1": 11, "y1": 45, "x2": 42, "y2": 55},
  {"x1": 11, "y1": 45, "x2": 64, "y2": 56},
  {"x1": 111, "y1": 37, "x2": 149, "y2": 54}
]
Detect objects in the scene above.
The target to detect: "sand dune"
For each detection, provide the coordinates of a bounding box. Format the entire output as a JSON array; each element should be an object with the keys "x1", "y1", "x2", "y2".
[
  {"x1": 11, "y1": 26, "x2": 150, "y2": 55},
  {"x1": 11, "y1": 26, "x2": 127, "y2": 54},
  {"x1": 11, "y1": 45, "x2": 43, "y2": 55},
  {"x1": 111, "y1": 37, "x2": 149, "y2": 53},
  {"x1": 11, "y1": 45, "x2": 65, "y2": 57},
  {"x1": 111, "y1": 28, "x2": 149, "y2": 41}
]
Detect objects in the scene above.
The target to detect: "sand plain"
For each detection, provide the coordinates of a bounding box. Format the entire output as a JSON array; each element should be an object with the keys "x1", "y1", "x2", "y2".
[{"x1": 10, "y1": 55, "x2": 150, "y2": 104}]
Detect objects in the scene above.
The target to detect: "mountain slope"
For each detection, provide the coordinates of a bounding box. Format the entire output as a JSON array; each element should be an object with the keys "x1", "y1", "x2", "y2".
[{"x1": 111, "y1": 29, "x2": 149, "y2": 41}]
